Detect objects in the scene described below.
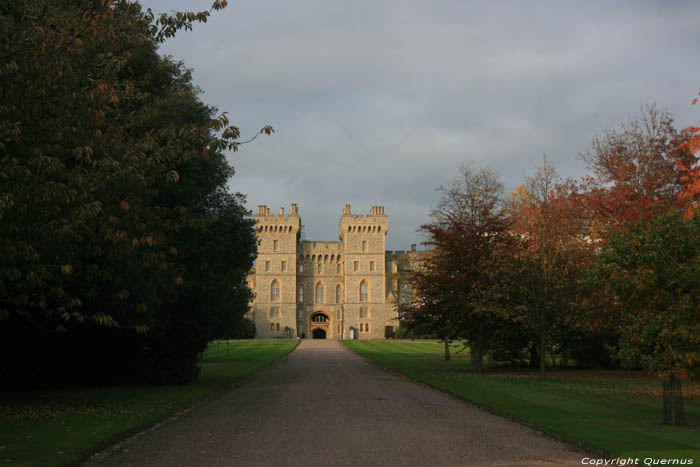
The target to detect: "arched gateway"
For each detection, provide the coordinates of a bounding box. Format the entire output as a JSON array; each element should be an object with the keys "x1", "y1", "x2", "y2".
[{"x1": 310, "y1": 311, "x2": 330, "y2": 340}]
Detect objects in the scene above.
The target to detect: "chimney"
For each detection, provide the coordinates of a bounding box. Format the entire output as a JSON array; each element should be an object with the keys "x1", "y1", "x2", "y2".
[
  {"x1": 411, "y1": 244, "x2": 416, "y2": 252},
  {"x1": 343, "y1": 204, "x2": 351, "y2": 215},
  {"x1": 290, "y1": 203, "x2": 298, "y2": 214},
  {"x1": 279, "y1": 207, "x2": 285, "y2": 216}
]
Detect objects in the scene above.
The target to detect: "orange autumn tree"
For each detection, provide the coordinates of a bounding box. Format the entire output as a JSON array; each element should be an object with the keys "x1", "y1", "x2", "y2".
[
  {"x1": 580, "y1": 105, "x2": 694, "y2": 242},
  {"x1": 678, "y1": 92, "x2": 700, "y2": 213},
  {"x1": 508, "y1": 157, "x2": 594, "y2": 378}
]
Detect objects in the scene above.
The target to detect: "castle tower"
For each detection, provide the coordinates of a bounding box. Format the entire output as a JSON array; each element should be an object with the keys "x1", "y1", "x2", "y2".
[
  {"x1": 253, "y1": 204, "x2": 301, "y2": 338},
  {"x1": 339, "y1": 205, "x2": 389, "y2": 339}
]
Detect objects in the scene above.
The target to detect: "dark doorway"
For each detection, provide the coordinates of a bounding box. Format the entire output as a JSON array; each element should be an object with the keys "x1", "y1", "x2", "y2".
[{"x1": 312, "y1": 328, "x2": 326, "y2": 339}]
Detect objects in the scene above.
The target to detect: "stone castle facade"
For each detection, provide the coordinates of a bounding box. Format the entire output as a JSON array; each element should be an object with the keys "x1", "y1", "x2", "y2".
[{"x1": 247, "y1": 203, "x2": 414, "y2": 340}]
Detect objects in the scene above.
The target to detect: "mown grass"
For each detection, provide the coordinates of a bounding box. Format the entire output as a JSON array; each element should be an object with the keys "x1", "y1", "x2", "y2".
[
  {"x1": 344, "y1": 340, "x2": 700, "y2": 462},
  {"x1": 0, "y1": 339, "x2": 298, "y2": 467}
]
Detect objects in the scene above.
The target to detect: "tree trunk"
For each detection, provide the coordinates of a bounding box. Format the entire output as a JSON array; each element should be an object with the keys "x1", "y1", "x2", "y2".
[
  {"x1": 539, "y1": 327, "x2": 546, "y2": 378},
  {"x1": 443, "y1": 338, "x2": 450, "y2": 361},
  {"x1": 471, "y1": 326, "x2": 484, "y2": 372},
  {"x1": 663, "y1": 374, "x2": 686, "y2": 426},
  {"x1": 529, "y1": 343, "x2": 538, "y2": 368}
]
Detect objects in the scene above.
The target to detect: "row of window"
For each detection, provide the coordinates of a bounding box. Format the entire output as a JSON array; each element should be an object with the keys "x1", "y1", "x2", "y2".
[
  {"x1": 264, "y1": 261, "x2": 377, "y2": 274},
  {"x1": 259, "y1": 225, "x2": 293, "y2": 233},
  {"x1": 269, "y1": 322, "x2": 369, "y2": 333},
  {"x1": 300, "y1": 254, "x2": 341, "y2": 263},
  {"x1": 272, "y1": 307, "x2": 371, "y2": 320},
  {"x1": 269, "y1": 280, "x2": 370, "y2": 303},
  {"x1": 347, "y1": 225, "x2": 381, "y2": 233},
  {"x1": 268, "y1": 238, "x2": 378, "y2": 256}
]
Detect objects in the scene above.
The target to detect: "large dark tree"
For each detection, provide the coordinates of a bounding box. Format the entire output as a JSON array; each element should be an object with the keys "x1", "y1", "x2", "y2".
[
  {"x1": 0, "y1": 0, "x2": 265, "y2": 385},
  {"x1": 590, "y1": 212, "x2": 700, "y2": 425}
]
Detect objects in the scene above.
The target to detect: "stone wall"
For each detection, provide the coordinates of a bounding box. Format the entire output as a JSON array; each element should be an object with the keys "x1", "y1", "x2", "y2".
[{"x1": 250, "y1": 203, "x2": 401, "y2": 340}]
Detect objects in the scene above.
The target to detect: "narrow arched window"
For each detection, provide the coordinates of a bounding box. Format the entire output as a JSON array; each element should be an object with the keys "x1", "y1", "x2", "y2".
[
  {"x1": 336, "y1": 284, "x2": 342, "y2": 304},
  {"x1": 359, "y1": 280, "x2": 368, "y2": 302},
  {"x1": 298, "y1": 284, "x2": 304, "y2": 303},
  {"x1": 315, "y1": 282, "x2": 324, "y2": 303},
  {"x1": 271, "y1": 280, "x2": 280, "y2": 302}
]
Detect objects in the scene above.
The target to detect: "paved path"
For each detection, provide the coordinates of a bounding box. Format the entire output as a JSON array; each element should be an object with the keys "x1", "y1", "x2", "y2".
[{"x1": 87, "y1": 340, "x2": 585, "y2": 466}]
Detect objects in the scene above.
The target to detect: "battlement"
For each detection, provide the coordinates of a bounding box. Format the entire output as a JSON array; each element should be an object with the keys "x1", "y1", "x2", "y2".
[
  {"x1": 254, "y1": 203, "x2": 300, "y2": 220},
  {"x1": 386, "y1": 245, "x2": 417, "y2": 257},
  {"x1": 254, "y1": 204, "x2": 301, "y2": 236},
  {"x1": 340, "y1": 204, "x2": 387, "y2": 221},
  {"x1": 300, "y1": 241, "x2": 342, "y2": 253}
]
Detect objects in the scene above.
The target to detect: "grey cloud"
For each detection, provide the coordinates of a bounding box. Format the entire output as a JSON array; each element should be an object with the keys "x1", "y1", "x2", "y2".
[{"x1": 147, "y1": 0, "x2": 700, "y2": 249}]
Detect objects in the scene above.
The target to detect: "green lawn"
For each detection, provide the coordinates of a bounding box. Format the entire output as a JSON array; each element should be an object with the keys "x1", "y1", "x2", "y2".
[
  {"x1": 344, "y1": 340, "x2": 700, "y2": 462},
  {"x1": 0, "y1": 339, "x2": 298, "y2": 467}
]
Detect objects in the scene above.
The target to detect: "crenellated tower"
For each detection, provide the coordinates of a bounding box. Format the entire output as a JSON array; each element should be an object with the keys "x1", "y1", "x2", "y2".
[
  {"x1": 339, "y1": 204, "x2": 388, "y2": 338},
  {"x1": 253, "y1": 204, "x2": 301, "y2": 338}
]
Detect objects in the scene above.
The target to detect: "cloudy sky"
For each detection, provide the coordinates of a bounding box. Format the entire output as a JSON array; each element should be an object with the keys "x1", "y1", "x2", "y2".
[{"x1": 146, "y1": 0, "x2": 700, "y2": 250}]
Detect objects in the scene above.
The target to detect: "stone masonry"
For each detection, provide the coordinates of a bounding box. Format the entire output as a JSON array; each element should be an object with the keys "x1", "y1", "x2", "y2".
[{"x1": 248, "y1": 204, "x2": 411, "y2": 340}]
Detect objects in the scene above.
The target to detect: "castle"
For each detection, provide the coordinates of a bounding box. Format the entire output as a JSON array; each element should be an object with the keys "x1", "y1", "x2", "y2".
[{"x1": 247, "y1": 203, "x2": 415, "y2": 340}]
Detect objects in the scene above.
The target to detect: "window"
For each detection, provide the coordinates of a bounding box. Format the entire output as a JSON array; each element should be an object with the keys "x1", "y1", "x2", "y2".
[
  {"x1": 370, "y1": 261, "x2": 375, "y2": 272},
  {"x1": 360, "y1": 323, "x2": 364, "y2": 332},
  {"x1": 360, "y1": 307, "x2": 369, "y2": 318},
  {"x1": 315, "y1": 282, "x2": 324, "y2": 303},
  {"x1": 273, "y1": 240, "x2": 279, "y2": 251},
  {"x1": 265, "y1": 261, "x2": 270, "y2": 272},
  {"x1": 297, "y1": 309, "x2": 302, "y2": 319},
  {"x1": 337, "y1": 263, "x2": 341, "y2": 274},
  {"x1": 269, "y1": 307, "x2": 280, "y2": 318},
  {"x1": 271, "y1": 280, "x2": 280, "y2": 302},
  {"x1": 362, "y1": 240, "x2": 367, "y2": 251},
  {"x1": 299, "y1": 263, "x2": 304, "y2": 273},
  {"x1": 366, "y1": 323, "x2": 370, "y2": 332},
  {"x1": 298, "y1": 284, "x2": 304, "y2": 303},
  {"x1": 318, "y1": 263, "x2": 322, "y2": 274},
  {"x1": 336, "y1": 310, "x2": 341, "y2": 319},
  {"x1": 353, "y1": 261, "x2": 358, "y2": 272},
  {"x1": 270, "y1": 323, "x2": 275, "y2": 331},
  {"x1": 276, "y1": 323, "x2": 280, "y2": 331},
  {"x1": 359, "y1": 280, "x2": 368, "y2": 302},
  {"x1": 336, "y1": 284, "x2": 342, "y2": 304},
  {"x1": 282, "y1": 261, "x2": 287, "y2": 272},
  {"x1": 311, "y1": 313, "x2": 328, "y2": 323}
]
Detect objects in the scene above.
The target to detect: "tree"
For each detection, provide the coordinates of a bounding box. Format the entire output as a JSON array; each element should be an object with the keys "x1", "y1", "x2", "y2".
[
  {"x1": 407, "y1": 165, "x2": 511, "y2": 368},
  {"x1": 508, "y1": 157, "x2": 594, "y2": 377},
  {"x1": 0, "y1": 0, "x2": 268, "y2": 385},
  {"x1": 580, "y1": 105, "x2": 694, "y2": 241},
  {"x1": 677, "y1": 92, "x2": 700, "y2": 215},
  {"x1": 590, "y1": 212, "x2": 700, "y2": 425}
]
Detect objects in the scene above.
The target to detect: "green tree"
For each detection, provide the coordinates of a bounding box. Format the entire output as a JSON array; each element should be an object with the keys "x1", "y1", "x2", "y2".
[
  {"x1": 0, "y1": 0, "x2": 267, "y2": 384},
  {"x1": 590, "y1": 212, "x2": 700, "y2": 425}
]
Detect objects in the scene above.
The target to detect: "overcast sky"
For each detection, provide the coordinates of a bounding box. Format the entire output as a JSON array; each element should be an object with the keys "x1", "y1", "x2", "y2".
[{"x1": 145, "y1": 0, "x2": 700, "y2": 250}]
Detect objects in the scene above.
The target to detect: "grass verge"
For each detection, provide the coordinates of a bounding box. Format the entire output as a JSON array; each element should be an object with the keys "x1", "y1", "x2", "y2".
[
  {"x1": 344, "y1": 340, "x2": 700, "y2": 462},
  {"x1": 0, "y1": 339, "x2": 298, "y2": 466}
]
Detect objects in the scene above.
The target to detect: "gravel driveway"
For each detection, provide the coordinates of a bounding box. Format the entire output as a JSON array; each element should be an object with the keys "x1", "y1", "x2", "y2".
[{"x1": 86, "y1": 340, "x2": 585, "y2": 466}]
